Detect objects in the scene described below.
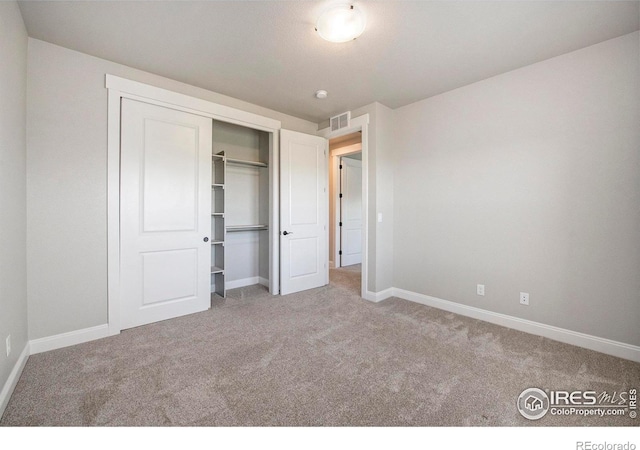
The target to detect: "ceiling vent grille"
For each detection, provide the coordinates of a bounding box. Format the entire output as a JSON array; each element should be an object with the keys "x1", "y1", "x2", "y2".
[{"x1": 330, "y1": 111, "x2": 351, "y2": 132}]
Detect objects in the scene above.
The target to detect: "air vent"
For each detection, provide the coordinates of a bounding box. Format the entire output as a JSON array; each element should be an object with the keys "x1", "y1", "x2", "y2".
[{"x1": 330, "y1": 111, "x2": 351, "y2": 132}]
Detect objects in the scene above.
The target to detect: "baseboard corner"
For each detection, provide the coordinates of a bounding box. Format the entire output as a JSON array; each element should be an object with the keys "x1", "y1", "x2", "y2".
[
  {"x1": 0, "y1": 342, "x2": 30, "y2": 419},
  {"x1": 364, "y1": 287, "x2": 394, "y2": 303},
  {"x1": 226, "y1": 276, "x2": 263, "y2": 290}
]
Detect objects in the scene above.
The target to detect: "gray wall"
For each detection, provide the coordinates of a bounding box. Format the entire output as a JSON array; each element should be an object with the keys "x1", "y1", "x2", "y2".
[
  {"x1": 337, "y1": 102, "x2": 395, "y2": 293},
  {"x1": 26, "y1": 39, "x2": 318, "y2": 340},
  {"x1": 393, "y1": 32, "x2": 640, "y2": 346},
  {"x1": 0, "y1": 1, "x2": 28, "y2": 402},
  {"x1": 373, "y1": 103, "x2": 394, "y2": 292}
]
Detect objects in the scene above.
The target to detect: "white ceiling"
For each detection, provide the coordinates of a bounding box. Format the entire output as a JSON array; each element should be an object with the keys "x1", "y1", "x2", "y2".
[{"x1": 17, "y1": 1, "x2": 640, "y2": 123}]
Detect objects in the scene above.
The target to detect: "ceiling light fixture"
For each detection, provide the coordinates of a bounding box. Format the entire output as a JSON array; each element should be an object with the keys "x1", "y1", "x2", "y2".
[
  {"x1": 315, "y1": 4, "x2": 366, "y2": 43},
  {"x1": 315, "y1": 90, "x2": 328, "y2": 99}
]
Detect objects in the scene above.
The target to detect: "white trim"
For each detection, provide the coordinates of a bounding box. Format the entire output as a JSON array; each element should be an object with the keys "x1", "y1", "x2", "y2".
[
  {"x1": 107, "y1": 88, "x2": 122, "y2": 335},
  {"x1": 332, "y1": 142, "x2": 362, "y2": 155},
  {"x1": 29, "y1": 324, "x2": 116, "y2": 355},
  {"x1": 105, "y1": 75, "x2": 280, "y2": 132},
  {"x1": 107, "y1": 75, "x2": 282, "y2": 333},
  {"x1": 0, "y1": 342, "x2": 30, "y2": 418},
  {"x1": 318, "y1": 114, "x2": 370, "y2": 301},
  {"x1": 269, "y1": 132, "x2": 280, "y2": 295},
  {"x1": 363, "y1": 288, "x2": 394, "y2": 303},
  {"x1": 393, "y1": 288, "x2": 640, "y2": 363},
  {"x1": 224, "y1": 277, "x2": 268, "y2": 290}
]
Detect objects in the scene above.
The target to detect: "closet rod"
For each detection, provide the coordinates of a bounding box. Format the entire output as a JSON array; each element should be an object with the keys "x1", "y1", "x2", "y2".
[{"x1": 226, "y1": 225, "x2": 268, "y2": 232}]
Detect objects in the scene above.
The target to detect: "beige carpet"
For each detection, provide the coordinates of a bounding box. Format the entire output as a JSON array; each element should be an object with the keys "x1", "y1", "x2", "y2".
[{"x1": 1, "y1": 266, "x2": 638, "y2": 426}]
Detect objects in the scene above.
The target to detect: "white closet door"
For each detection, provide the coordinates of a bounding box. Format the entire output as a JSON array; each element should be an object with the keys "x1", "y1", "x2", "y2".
[
  {"x1": 280, "y1": 129, "x2": 328, "y2": 295},
  {"x1": 120, "y1": 99, "x2": 212, "y2": 329},
  {"x1": 340, "y1": 157, "x2": 362, "y2": 266}
]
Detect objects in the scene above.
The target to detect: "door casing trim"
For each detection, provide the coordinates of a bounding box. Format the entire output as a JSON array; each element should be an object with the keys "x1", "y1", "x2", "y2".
[
  {"x1": 318, "y1": 114, "x2": 370, "y2": 300},
  {"x1": 106, "y1": 75, "x2": 281, "y2": 334}
]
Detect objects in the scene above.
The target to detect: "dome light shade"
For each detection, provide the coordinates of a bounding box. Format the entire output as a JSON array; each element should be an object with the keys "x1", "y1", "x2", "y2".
[{"x1": 316, "y1": 4, "x2": 366, "y2": 43}]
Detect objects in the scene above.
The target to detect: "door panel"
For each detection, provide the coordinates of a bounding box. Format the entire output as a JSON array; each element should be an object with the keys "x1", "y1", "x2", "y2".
[
  {"x1": 142, "y1": 119, "x2": 199, "y2": 232},
  {"x1": 340, "y1": 157, "x2": 362, "y2": 266},
  {"x1": 290, "y1": 146, "x2": 319, "y2": 225},
  {"x1": 280, "y1": 129, "x2": 328, "y2": 295},
  {"x1": 121, "y1": 99, "x2": 212, "y2": 329},
  {"x1": 289, "y1": 237, "x2": 319, "y2": 278},
  {"x1": 141, "y1": 249, "x2": 198, "y2": 305}
]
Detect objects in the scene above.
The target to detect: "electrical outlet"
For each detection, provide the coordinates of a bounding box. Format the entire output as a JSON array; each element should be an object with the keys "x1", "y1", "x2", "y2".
[
  {"x1": 477, "y1": 284, "x2": 485, "y2": 296},
  {"x1": 6, "y1": 335, "x2": 11, "y2": 357},
  {"x1": 520, "y1": 292, "x2": 529, "y2": 306}
]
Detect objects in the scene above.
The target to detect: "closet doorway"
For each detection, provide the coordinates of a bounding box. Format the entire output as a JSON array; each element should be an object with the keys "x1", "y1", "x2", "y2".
[{"x1": 106, "y1": 75, "x2": 281, "y2": 333}]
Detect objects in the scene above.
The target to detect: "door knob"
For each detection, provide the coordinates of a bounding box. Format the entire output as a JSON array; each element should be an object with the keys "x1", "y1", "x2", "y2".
[
  {"x1": 282, "y1": 231, "x2": 293, "y2": 236},
  {"x1": 203, "y1": 237, "x2": 209, "y2": 242}
]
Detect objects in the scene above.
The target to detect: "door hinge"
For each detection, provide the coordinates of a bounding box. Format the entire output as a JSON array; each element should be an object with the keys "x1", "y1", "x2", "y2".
[
  {"x1": 339, "y1": 164, "x2": 343, "y2": 169},
  {"x1": 339, "y1": 250, "x2": 342, "y2": 255},
  {"x1": 339, "y1": 222, "x2": 342, "y2": 227},
  {"x1": 339, "y1": 193, "x2": 343, "y2": 198}
]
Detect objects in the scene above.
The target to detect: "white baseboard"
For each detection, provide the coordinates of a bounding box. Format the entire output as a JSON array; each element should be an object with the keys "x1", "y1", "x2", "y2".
[
  {"x1": 0, "y1": 342, "x2": 30, "y2": 419},
  {"x1": 363, "y1": 288, "x2": 394, "y2": 303},
  {"x1": 212, "y1": 277, "x2": 269, "y2": 292},
  {"x1": 225, "y1": 276, "x2": 269, "y2": 290},
  {"x1": 393, "y1": 288, "x2": 640, "y2": 363},
  {"x1": 29, "y1": 324, "x2": 114, "y2": 355}
]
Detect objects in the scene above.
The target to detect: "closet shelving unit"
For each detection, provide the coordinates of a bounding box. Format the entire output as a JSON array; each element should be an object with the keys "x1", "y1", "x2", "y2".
[
  {"x1": 211, "y1": 153, "x2": 226, "y2": 297},
  {"x1": 210, "y1": 123, "x2": 270, "y2": 297}
]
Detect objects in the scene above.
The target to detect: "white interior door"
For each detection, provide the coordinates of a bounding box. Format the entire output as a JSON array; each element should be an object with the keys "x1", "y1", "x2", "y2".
[
  {"x1": 280, "y1": 129, "x2": 328, "y2": 295},
  {"x1": 340, "y1": 157, "x2": 362, "y2": 266},
  {"x1": 120, "y1": 99, "x2": 212, "y2": 329}
]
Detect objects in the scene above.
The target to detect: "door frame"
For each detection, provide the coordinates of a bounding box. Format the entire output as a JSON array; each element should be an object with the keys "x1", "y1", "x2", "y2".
[
  {"x1": 106, "y1": 75, "x2": 281, "y2": 335},
  {"x1": 318, "y1": 115, "x2": 370, "y2": 300}
]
